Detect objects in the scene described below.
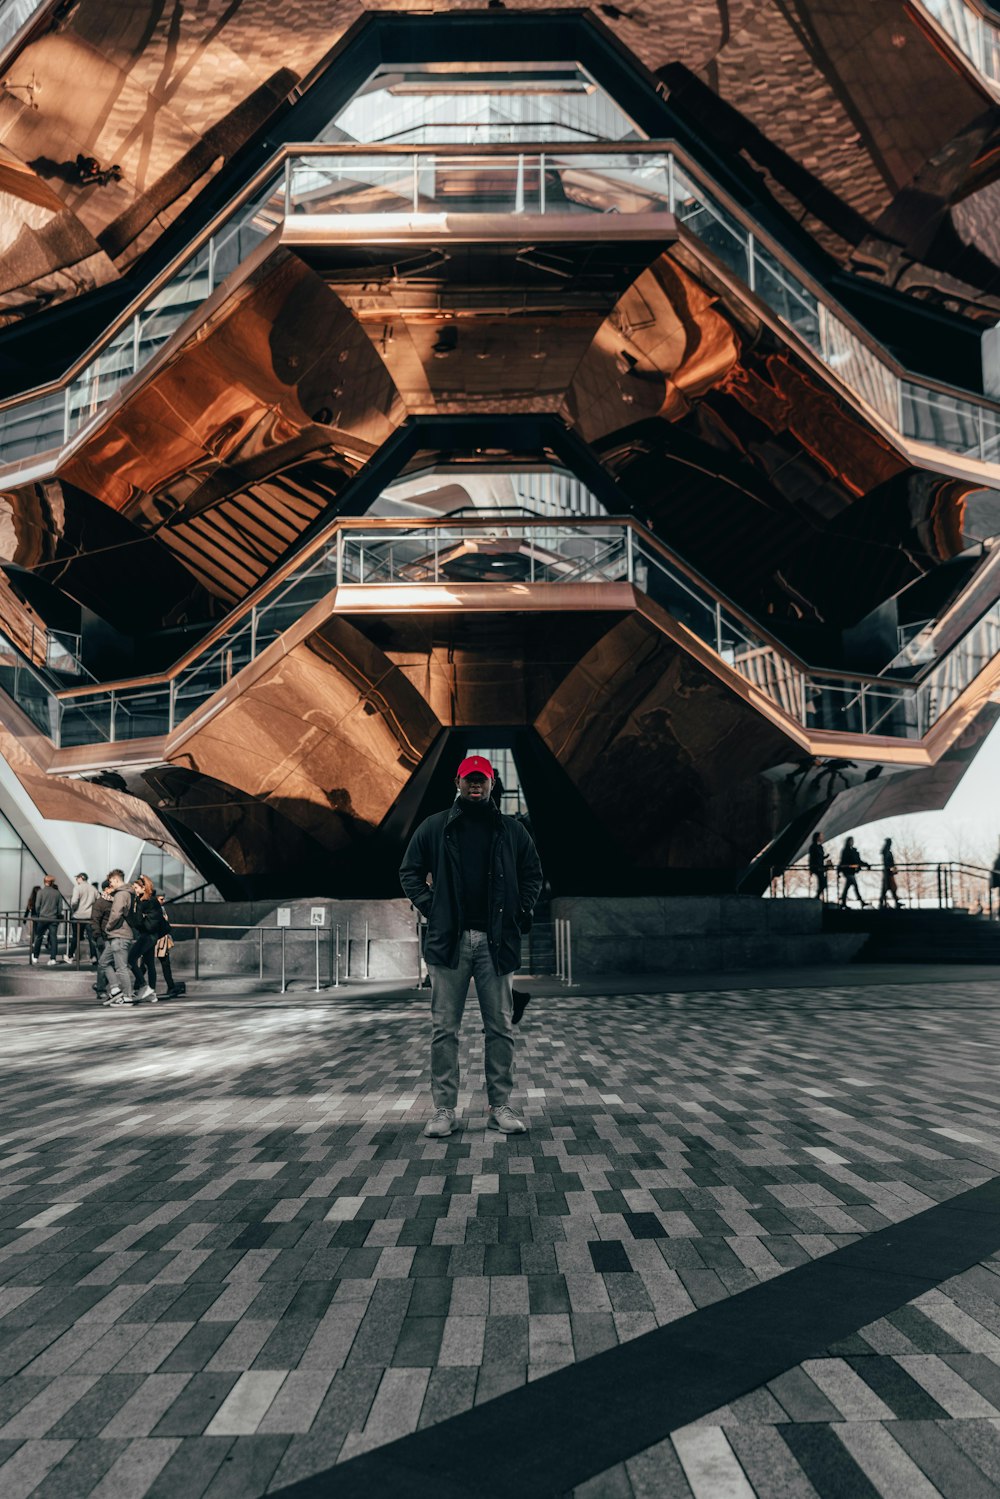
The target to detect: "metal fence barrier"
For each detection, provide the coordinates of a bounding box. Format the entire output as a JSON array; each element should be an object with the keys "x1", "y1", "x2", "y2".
[
  {"x1": 0, "y1": 914, "x2": 570, "y2": 989},
  {"x1": 769, "y1": 860, "x2": 998, "y2": 915},
  {"x1": 554, "y1": 918, "x2": 573, "y2": 985}
]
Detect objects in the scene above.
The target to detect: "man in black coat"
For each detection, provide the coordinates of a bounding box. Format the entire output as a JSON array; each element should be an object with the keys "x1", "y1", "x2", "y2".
[{"x1": 400, "y1": 755, "x2": 543, "y2": 1138}]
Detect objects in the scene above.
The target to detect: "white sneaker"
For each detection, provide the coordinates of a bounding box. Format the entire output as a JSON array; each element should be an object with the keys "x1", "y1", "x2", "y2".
[
  {"x1": 61, "y1": 954, "x2": 74, "y2": 963},
  {"x1": 424, "y1": 1108, "x2": 456, "y2": 1138},
  {"x1": 135, "y1": 985, "x2": 155, "y2": 1001},
  {"x1": 29, "y1": 955, "x2": 37, "y2": 965},
  {"x1": 46, "y1": 959, "x2": 58, "y2": 967},
  {"x1": 488, "y1": 1104, "x2": 528, "y2": 1134}
]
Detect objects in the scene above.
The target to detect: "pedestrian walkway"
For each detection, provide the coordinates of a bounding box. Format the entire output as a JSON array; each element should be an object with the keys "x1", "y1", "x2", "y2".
[{"x1": 1, "y1": 975, "x2": 1000, "y2": 1496}]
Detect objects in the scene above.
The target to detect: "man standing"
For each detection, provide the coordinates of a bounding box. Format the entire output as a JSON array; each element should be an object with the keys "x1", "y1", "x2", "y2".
[
  {"x1": 400, "y1": 755, "x2": 543, "y2": 1138},
  {"x1": 64, "y1": 873, "x2": 98, "y2": 964},
  {"x1": 30, "y1": 876, "x2": 64, "y2": 965}
]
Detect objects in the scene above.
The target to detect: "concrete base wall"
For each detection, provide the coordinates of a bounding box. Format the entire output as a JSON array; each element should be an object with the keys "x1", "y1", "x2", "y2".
[
  {"x1": 162, "y1": 895, "x2": 864, "y2": 980},
  {"x1": 551, "y1": 896, "x2": 866, "y2": 974},
  {"x1": 167, "y1": 898, "x2": 422, "y2": 983}
]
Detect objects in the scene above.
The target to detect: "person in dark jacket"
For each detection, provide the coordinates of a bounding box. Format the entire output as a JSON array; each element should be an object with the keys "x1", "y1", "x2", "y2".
[
  {"x1": 127, "y1": 875, "x2": 163, "y2": 1001},
  {"x1": 92, "y1": 880, "x2": 113, "y2": 1003},
  {"x1": 400, "y1": 755, "x2": 543, "y2": 1139},
  {"x1": 879, "y1": 838, "x2": 902, "y2": 909},
  {"x1": 838, "y1": 837, "x2": 870, "y2": 907},
  {"x1": 30, "y1": 876, "x2": 64, "y2": 964},
  {"x1": 807, "y1": 832, "x2": 831, "y2": 901},
  {"x1": 98, "y1": 869, "x2": 141, "y2": 1005}
]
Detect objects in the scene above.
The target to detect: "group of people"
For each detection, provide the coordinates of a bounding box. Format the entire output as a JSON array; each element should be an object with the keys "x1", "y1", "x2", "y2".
[
  {"x1": 808, "y1": 833, "x2": 902, "y2": 909},
  {"x1": 24, "y1": 870, "x2": 183, "y2": 1004}
]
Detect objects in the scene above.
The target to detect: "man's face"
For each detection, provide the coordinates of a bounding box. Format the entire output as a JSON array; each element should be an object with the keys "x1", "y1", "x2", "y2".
[
  {"x1": 456, "y1": 771, "x2": 492, "y2": 803},
  {"x1": 108, "y1": 874, "x2": 123, "y2": 890}
]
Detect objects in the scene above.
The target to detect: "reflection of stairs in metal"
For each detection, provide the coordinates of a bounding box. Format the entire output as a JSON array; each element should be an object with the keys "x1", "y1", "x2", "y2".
[
  {"x1": 162, "y1": 467, "x2": 347, "y2": 603},
  {"x1": 824, "y1": 907, "x2": 1000, "y2": 964}
]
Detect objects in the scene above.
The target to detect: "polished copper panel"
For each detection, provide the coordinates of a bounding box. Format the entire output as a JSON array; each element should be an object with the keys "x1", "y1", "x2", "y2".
[
  {"x1": 0, "y1": 2, "x2": 996, "y2": 324},
  {"x1": 60, "y1": 249, "x2": 403, "y2": 601}
]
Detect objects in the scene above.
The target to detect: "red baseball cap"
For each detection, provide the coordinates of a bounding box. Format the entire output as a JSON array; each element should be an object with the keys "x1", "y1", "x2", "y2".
[{"x1": 457, "y1": 755, "x2": 494, "y2": 780}]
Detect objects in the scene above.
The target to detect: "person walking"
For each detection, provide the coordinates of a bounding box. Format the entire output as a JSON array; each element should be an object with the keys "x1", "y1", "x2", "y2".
[
  {"x1": 99, "y1": 870, "x2": 149, "y2": 1006},
  {"x1": 92, "y1": 879, "x2": 113, "y2": 1003},
  {"x1": 64, "y1": 872, "x2": 98, "y2": 964},
  {"x1": 30, "y1": 876, "x2": 64, "y2": 964},
  {"x1": 399, "y1": 754, "x2": 543, "y2": 1138},
  {"x1": 153, "y1": 894, "x2": 183, "y2": 998},
  {"x1": 127, "y1": 875, "x2": 162, "y2": 1001},
  {"x1": 23, "y1": 884, "x2": 39, "y2": 953},
  {"x1": 838, "y1": 837, "x2": 870, "y2": 907},
  {"x1": 807, "y1": 831, "x2": 832, "y2": 901},
  {"x1": 879, "y1": 838, "x2": 902, "y2": 909}
]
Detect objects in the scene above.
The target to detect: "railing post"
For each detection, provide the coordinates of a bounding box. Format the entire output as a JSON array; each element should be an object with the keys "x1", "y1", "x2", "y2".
[
  {"x1": 337, "y1": 531, "x2": 344, "y2": 588},
  {"x1": 314, "y1": 925, "x2": 321, "y2": 993},
  {"x1": 284, "y1": 156, "x2": 292, "y2": 217},
  {"x1": 566, "y1": 922, "x2": 572, "y2": 988},
  {"x1": 168, "y1": 677, "x2": 176, "y2": 734},
  {"x1": 194, "y1": 925, "x2": 200, "y2": 979},
  {"x1": 626, "y1": 526, "x2": 634, "y2": 584},
  {"x1": 667, "y1": 152, "x2": 675, "y2": 213},
  {"x1": 280, "y1": 926, "x2": 286, "y2": 993},
  {"x1": 334, "y1": 924, "x2": 341, "y2": 987},
  {"x1": 364, "y1": 919, "x2": 370, "y2": 980},
  {"x1": 258, "y1": 926, "x2": 264, "y2": 981},
  {"x1": 538, "y1": 152, "x2": 545, "y2": 214},
  {"x1": 715, "y1": 602, "x2": 723, "y2": 656},
  {"x1": 110, "y1": 691, "x2": 116, "y2": 743},
  {"x1": 63, "y1": 382, "x2": 72, "y2": 444},
  {"x1": 412, "y1": 154, "x2": 420, "y2": 213},
  {"x1": 747, "y1": 230, "x2": 756, "y2": 293}
]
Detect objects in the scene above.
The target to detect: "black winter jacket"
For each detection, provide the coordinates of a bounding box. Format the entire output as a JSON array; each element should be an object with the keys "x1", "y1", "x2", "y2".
[{"x1": 399, "y1": 801, "x2": 543, "y2": 975}]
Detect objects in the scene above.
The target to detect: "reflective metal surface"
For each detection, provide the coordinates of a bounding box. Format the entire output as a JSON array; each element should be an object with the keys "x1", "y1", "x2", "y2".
[{"x1": 0, "y1": 3, "x2": 996, "y2": 335}]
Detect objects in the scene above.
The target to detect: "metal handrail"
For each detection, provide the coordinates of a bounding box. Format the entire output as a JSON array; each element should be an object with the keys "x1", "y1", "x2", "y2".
[
  {"x1": 0, "y1": 515, "x2": 991, "y2": 751},
  {"x1": 774, "y1": 859, "x2": 999, "y2": 915},
  {"x1": 1, "y1": 139, "x2": 998, "y2": 458}
]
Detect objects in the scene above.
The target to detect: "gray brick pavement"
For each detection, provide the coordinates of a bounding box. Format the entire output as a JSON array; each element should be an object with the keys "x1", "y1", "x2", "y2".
[{"x1": 2, "y1": 981, "x2": 1000, "y2": 1494}]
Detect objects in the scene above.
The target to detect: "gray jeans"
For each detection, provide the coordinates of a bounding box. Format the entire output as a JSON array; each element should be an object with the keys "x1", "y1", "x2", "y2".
[
  {"x1": 428, "y1": 929, "x2": 514, "y2": 1109},
  {"x1": 98, "y1": 936, "x2": 133, "y2": 998}
]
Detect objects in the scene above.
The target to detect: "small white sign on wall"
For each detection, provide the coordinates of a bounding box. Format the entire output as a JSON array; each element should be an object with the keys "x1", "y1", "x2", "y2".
[
  {"x1": 310, "y1": 906, "x2": 326, "y2": 927},
  {"x1": 276, "y1": 907, "x2": 291, "y2": 927}
]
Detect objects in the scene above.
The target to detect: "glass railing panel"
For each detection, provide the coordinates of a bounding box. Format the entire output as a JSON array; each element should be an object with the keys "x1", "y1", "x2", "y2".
[
  {"x1": 816, "y1": 308, "x2": 900, "y2": 428},
  {"x1": 547, "y1": 154, "x2": 671, "y2": 215},
  {"x1": 639, "y1": 548, "x2": 724, "y2": 642},
  {"x1": 981, "y1": 409, "x2": 1000, "y2": 463},
  {"x1": 251, "y1": 572, "x2": 334, "y2": 650},
  {"x1": 289, "y1": 156, "x2": 420, "y2": 214},
  {"x1": 900, "y1": 382, "x2": 981, "y2": 456},
  {"x1": 111, "y1": 688, "x2": 171, "y2": 740},
  {"x1": 671, "y1": 164, "x2": 750, "y2": 282},
  {"x1": 0, "y1": 386, "x2": 65, "y2": 466},
  {"x1": 66, "y1": 319, "x2": 139, "y2": 436},
  {"x1": 172, "y1": 627, "x2": 254, "y2": 717},
  {"x1": 750, "y1": 242, "x2": 821, "y2": 351},
  {"x1": 59, "y1": 694, "x2": 112, "y2": 747}
]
